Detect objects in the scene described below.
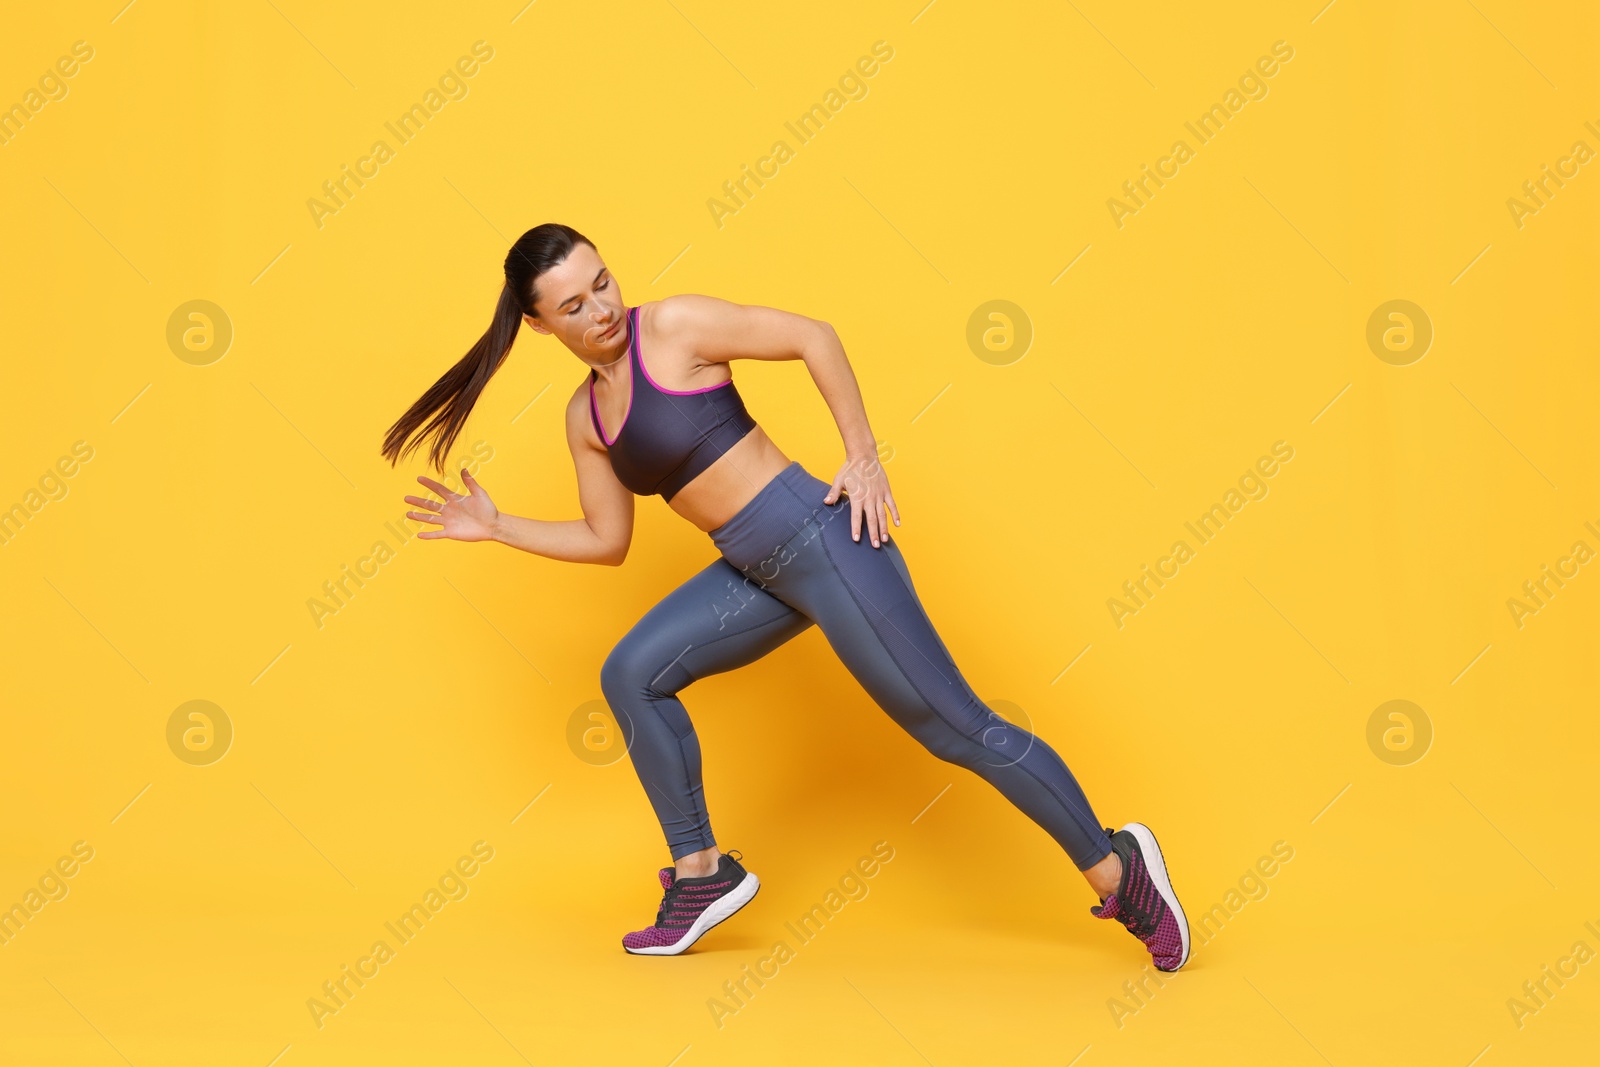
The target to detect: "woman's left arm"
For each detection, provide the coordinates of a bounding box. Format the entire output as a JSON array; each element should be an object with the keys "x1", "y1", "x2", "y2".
[{"x1": 651, "y1": 293, "x2": 901, "y2": 548}]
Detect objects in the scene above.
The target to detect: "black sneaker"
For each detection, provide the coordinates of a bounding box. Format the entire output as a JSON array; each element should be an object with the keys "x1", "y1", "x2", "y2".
[{"x1": 621, "y1": 849, "x2": 760, "y2": 955}]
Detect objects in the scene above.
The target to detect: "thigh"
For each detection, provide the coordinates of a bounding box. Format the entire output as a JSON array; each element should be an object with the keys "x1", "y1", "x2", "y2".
[
  {"x1": 756, "y1": 509, "x2": 991, "y2": 738},
  {"x1": 604, "y1": 556, "x2": 815, "y2": 697}
]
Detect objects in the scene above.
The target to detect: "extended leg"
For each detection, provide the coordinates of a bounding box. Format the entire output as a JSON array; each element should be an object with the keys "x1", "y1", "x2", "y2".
[
  {"x1": 752, "y1": 510, "x2": 1115, "y2": 871},
  {"x1": 600, "y1": 556, "x2": 814, "y2": 861}
]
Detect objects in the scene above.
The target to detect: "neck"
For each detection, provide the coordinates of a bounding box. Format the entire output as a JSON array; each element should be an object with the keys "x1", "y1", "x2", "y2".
[
  {"x1": 586, "y1": 347, "x2": 628, "y2": 378},
  {"x1": 586, "y1": 309, "x2": 632, "y2": 378}
]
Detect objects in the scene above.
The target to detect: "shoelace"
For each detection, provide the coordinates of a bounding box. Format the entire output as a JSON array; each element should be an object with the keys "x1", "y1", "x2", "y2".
[
  {"x1": 653, "y1": 882, "x2": 691, "y2": 927},
  {"x1": 1118, "y1": 904, "x2": 1159, "y2": 939}
]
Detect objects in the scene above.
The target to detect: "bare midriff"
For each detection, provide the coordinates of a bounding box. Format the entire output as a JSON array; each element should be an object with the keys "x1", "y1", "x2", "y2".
[{"x1": 666, "y1": 423, "x2": 792, "y2": 533}]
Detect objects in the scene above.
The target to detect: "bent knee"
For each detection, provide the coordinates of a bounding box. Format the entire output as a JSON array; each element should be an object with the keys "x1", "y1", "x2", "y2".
[
  {"x1": 600, "y1": 639, "x2": 678, "y2": 704},
  {"x1": 599, "y1": 648, "x2": 641, "y2": 705}
]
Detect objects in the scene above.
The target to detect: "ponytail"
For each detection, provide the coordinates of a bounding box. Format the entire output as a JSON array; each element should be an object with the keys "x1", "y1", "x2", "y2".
[
  {"x1": 381, "y1": 222, "x2": 592, "y2": 472},
  {"x1": 381, "y1": 283, "x2": 523, "y2": 472}
]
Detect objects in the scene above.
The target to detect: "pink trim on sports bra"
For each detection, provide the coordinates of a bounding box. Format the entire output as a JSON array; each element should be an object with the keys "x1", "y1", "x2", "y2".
[
  {"x1": 633, "y1": 305, "x2": 735, "y2": 396},
  {"x1": 589, "y1": 309, "x2": 635, "y2": 446},
  {"x1": 590, "y1": 305, "x2": 737, "y2": 446},
  {"x1": 589, "y1": 370, "x2": 630, "y2": 447}
]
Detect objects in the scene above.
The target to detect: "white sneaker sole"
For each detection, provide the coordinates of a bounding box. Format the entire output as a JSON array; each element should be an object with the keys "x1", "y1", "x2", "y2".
[
  {"x1": 623, "y1": 873, "x2": 760, "y2": 956},
  {"x1": 1120, "y1": 821, "x2": 1190, "y2": 970}
]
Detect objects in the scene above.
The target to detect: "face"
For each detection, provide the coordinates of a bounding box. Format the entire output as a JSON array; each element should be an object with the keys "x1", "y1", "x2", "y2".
[{"x1": 522, "y1": 242, "x2": 628, "y2": 361}]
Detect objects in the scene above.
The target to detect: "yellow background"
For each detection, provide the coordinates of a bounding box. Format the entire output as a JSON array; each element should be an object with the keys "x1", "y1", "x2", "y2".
[{"x1": 3, "y1": 1, "x2": 1597, "y2": 1063}]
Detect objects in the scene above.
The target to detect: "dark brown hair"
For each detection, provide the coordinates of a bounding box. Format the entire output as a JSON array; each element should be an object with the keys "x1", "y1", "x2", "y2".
[{"x1": 381, "y1": 222, "x2": 593, "y2": 470}]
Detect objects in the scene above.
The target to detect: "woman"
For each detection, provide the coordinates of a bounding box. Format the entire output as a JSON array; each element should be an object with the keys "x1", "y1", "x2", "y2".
[{"x1": 380, "y1": 223, "x2": 1190, "y2": 970}]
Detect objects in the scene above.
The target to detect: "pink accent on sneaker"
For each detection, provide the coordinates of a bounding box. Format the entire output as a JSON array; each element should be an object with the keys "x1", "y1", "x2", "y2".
[
  {"x1": 621, "y1": 854, "x2": 760, "y2": 955},
  {"x1": 1090, "y1": 823, "x2": 1191, "y2": 972},
  {"x1": 622, "y1": 925, "x2": 695, "y2": 950}
]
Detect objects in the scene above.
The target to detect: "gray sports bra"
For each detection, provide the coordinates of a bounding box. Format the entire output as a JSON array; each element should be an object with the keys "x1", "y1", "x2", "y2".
[{"x1": 589, "y1": 305, "x2": 758, "y2": 501}]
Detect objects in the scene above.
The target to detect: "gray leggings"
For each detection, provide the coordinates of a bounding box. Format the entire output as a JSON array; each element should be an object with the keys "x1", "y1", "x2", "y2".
[{"x1": 600, "y1": 461, "x2": 1115, "y2": 871}]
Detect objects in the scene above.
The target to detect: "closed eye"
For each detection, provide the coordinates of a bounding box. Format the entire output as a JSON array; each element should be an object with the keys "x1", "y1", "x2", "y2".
[{"x1": 568, "y1": 277, "x2": 611, "y2": 314}]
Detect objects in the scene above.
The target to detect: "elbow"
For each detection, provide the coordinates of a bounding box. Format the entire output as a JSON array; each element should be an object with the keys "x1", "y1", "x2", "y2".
[
  {"x1": 815, "y1": 318, "x2": 839, "y2": 346},
  {"x1": 804, "y1": 319, "x2": 840, "y2": 362},
  {"x1": 583, "y1": 519, "x2": 630, "y2": 566}
]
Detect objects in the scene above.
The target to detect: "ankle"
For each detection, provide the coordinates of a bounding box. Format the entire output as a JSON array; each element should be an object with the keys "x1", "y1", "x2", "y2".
[
  {"x1": 675, "y1": 847, "x2": 722, "y2": 879},
  {"x1": 1086, "y1": 851, "x2": 1123, "y2": 899}
]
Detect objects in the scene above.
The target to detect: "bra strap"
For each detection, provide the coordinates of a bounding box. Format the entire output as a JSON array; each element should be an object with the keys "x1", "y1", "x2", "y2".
[{"x1": 587, "y1": 371, "x2": 605, "y2": 441}]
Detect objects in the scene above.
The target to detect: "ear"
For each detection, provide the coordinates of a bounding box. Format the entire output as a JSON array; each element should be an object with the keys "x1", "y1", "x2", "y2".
[{"x1": 523, "y1": 313, "x2": 551, "y2": 335}]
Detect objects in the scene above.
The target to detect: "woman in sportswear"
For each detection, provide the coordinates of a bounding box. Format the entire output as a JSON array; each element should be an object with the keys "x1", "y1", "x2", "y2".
[{"x1": 380, "y1": 223, "x2": 1190, "y2": 970}]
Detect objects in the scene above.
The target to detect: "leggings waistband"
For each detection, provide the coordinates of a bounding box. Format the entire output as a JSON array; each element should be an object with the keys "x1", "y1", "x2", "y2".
[{"x1": 708, "y1": 461, "x2": 838, "y2": 572}]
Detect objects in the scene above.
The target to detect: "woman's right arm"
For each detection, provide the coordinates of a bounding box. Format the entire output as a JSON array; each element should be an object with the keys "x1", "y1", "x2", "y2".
[
  {"x1": 407, "y1": 382, "x2": 633, "y2": 563},
  {"x1": 489, "y1": 383, "x2": 634, "y2": 565}
]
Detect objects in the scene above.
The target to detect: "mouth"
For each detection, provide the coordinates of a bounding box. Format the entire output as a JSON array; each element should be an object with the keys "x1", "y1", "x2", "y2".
[{"x1": 596, "y1": 319, "x2": 623, "y2": 343}]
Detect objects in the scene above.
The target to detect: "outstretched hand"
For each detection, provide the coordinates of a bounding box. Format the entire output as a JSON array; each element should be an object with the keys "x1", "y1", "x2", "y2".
[
  {"x1": 406, "y1": 470, "x2": 500, "y2": 542},
  {"x1": 822, "y1": 453, "x2": 900, "y2": 548}
]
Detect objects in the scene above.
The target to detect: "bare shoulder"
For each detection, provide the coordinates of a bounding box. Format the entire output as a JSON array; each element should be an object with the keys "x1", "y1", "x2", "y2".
[
  {"x1": 641, "y1": 293, "x2": 817, "y2": 365},
  {"x1": 643, "y1": 293, "x2": 740, "y2": 339}
]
